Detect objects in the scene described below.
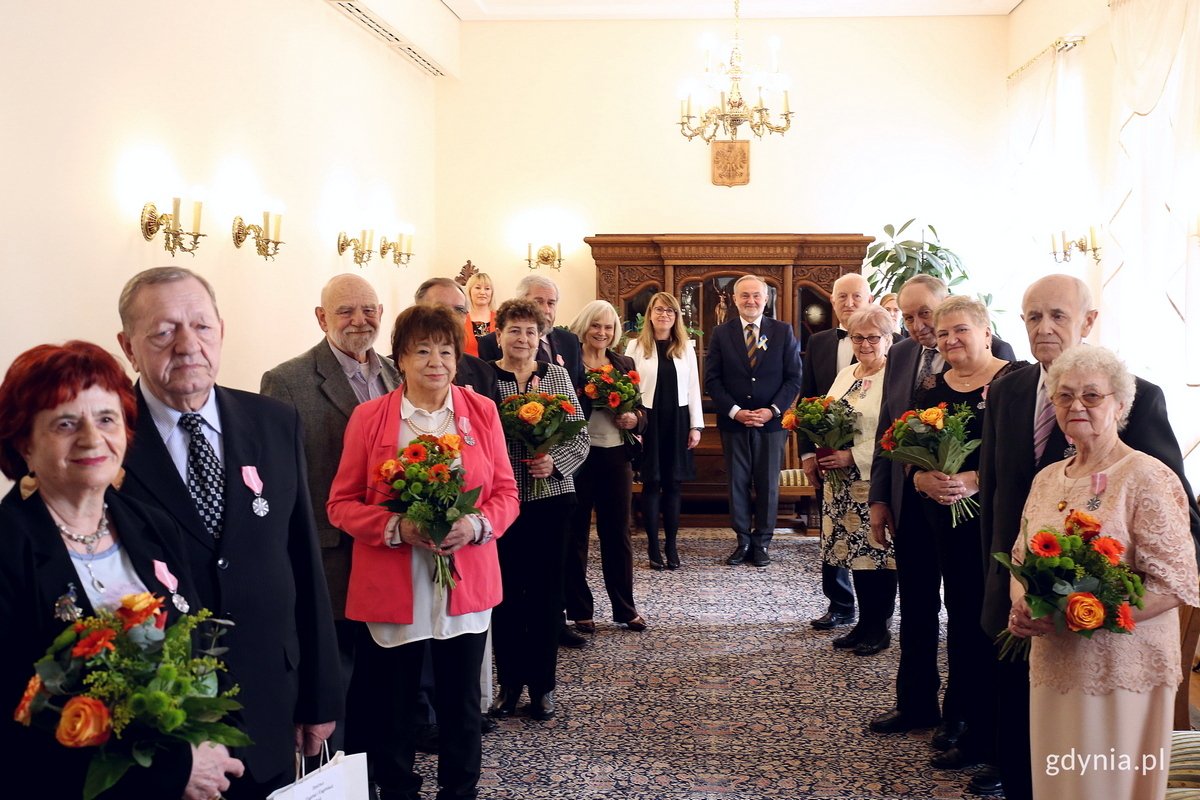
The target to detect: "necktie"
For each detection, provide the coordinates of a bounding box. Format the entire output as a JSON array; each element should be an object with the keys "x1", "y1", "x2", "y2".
[
  {"x1": 180, "y1": 413, "x2": 224, "y2": 538},
  {"x1": 1032, "y1": 385, "x2": 1057, "y2": 462},
  {"x1": 835, "y1": 328, "x2": 847, "y2": 339},
  {"x1": 537, "y1": 338, "x2": 552, "y2": 364},
  {"x1": 914, "y1": 347, "x2": 936, "y2": 390},
  {"x1": 745, "y1": 323, "x2": 758, "y2": 369}
]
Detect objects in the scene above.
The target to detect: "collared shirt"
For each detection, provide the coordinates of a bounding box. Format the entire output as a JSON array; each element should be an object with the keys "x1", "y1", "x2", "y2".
[
  {"x1": 328, "y1": 341, "x2": 388, "y2": 404},
  {"x1": 140, "y1": 382, "x2": 224, "y2": 482},
  {"x1": 730, "y1": 314, "x2": 768, "y2": 419}
]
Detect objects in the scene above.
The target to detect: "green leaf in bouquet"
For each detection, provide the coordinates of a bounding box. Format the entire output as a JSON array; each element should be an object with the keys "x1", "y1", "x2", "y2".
[
  {"x1": 1027, "y1": 595, "x2": 1058, "y2": 619},
  {"x1": 83, "y1": 752, "x2": 134, "y2": 800},
  {"x1": 1051, "y1": 578, "x2": 1074, "y2": 596},
  {"x1": 1074, "y1": 575, "x2": 1099, "y2": 593}
]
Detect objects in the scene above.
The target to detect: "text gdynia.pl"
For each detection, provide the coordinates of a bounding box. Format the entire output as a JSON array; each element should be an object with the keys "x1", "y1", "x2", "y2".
[{"x1": 1045, "y1": 748, "x2": 1168, "y2": 776}]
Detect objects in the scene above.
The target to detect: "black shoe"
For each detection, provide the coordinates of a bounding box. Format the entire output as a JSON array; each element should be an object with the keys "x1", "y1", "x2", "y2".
[
  {"x1": 488, "y1": 686, "x2": 521, "y2": 718},
  {"x1": 931, "y1": 746, "x2": 982, "y2": 770},
  {"x1": 665, "y1": 542, "x2": 680, "y2": 569},
  {"x1": 931, "y1": 720, "x2": 966, "y2": 751},
  {"x1": 748, "y1": 546, "x2": 770, "y2": 567},
  {"x1": 649, "y1": 559, "x2": 666, "y2": 571},
  {"x1": 648, "y1": 545, "x2": 665, "y2": 570},
  {"x1": 811, "y1": 611, "x2": 855, "y2": 630},
  {"x1": 559, "y1": 626, "x2": 588, "y2": 649},
  {"x1": 413, "y1": 723, "x2": 438, "y2": 754},
  {"x1": 480, "y1": 715, "x2": 498, "y2": 734},
  {"x1": 725, "y1": 544, "x2": 750, "y2": 565},
  {"x1": 967, "y1": 765, "x2": 1004, "y2": 796},
  {"x1": 832, "y1": 628, "x2": 864, "y2": 649},
  {"x1": 868, "y1": 708, "x2": 940, "y2": 734},
  {"x1": 853, "y1": 631, "x2": 891, "y2": 656},
  {"x1": 529, "y1": 691, "x2": 555, "y2": 720}
]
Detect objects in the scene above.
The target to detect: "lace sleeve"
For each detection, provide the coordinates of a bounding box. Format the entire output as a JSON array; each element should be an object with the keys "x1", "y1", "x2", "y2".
[{"x1": 1129, "y1": 457, "x2": 1200, "y2": 608}]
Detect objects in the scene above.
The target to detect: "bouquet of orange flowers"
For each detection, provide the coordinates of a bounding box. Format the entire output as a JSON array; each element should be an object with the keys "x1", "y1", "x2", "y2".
[
  {"x1": 377, "y1": 433, "x2": 481, "y2": 589},
  {"x1": 880, "y1": 402, "x2": 981, "y2": 526},
  {"x1": 14, "y1": 593, "x2": 249, "y2": 800},
  {"x1": 992, "y1": 510, "x2": 1145, "y2": 661},
  {"x1": 782, "y1": 395, "x2": 860, "y2": 491},
  {"x1": 498, "y1": 390, "x2": 587, "y2": 499},
  {"x1": 581, "y1": 365, "x2": 641, "y2": 447}
]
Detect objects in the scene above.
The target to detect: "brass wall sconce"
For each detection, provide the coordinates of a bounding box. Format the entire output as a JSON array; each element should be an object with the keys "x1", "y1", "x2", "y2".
[
  {"x1": 141, "y1": 198, "x2": 205, "y2": 257},
  {"x1": 232, "y1": 212, "x2": 284, "y2": 261},
  {"x1": 1050, "y1": 228, "x2": 1101, "y2": 264},
  {"x1": 526, "y1": 243, "x2": 563, "y2": 270},
  {"x1": 380, "y1": 234, "x2": 414, "y2": 267},
  {"x1": 337, "y1": 230, "x2": 375, "y2": 266}
]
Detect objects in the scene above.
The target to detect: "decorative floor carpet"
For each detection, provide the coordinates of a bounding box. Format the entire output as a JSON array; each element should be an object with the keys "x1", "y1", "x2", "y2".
[{"x1": 421, "y1": 529, "x2": 983, "y2": 799}]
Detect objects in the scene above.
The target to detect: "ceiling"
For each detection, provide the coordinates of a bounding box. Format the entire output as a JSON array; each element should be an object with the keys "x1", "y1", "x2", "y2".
[{"x1": 441, "y1": 0, "x2": 1024, "y2": 21}]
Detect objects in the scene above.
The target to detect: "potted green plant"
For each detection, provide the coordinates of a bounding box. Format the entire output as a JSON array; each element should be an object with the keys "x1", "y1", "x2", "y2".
[{"x1": 865, "y1": 219, "x2": 970, "y2": 296}]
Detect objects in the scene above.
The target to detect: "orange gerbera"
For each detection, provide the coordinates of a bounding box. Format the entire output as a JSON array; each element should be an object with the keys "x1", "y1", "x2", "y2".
[
  {"x1": 429, "y1": 464, "x2": 451, "y2": 483},
  {"x1": 628, "y1": 371, "x2": 640, "y2": 384},
  {"x1": 1090, "y1": 536, "x2": 1125, "y2": 566},
  {"x1": 13, "y1": 675, "x2": 43, "y2": 726},
  {"x1": 602, "y1": 374, "x2": 614, "y2": 384},
  {"x1": 402, "y1": 443, "x2": 428, "y2": 463},
  {"x1": 607, "y1": 392, "x2": 621, "y2": 408},
  {"x1": 561, "y1": 401, "x2": 575, "y2": 415},
  {"x1": 1116, "y1": 601, "x2": 1136, "y2": 632},
  {"x1": 72, "y1": 628, "x2": 117, "y2": 659},
  {"x1": 1029, "y1": 530, "x2": 1062, "y2": 558}
]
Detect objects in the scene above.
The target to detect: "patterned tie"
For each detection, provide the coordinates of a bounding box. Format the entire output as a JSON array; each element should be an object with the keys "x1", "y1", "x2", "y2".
[
  {"x1": 914, "y1": 347, "x2": 936, "y2": 390},
  {"x1": 1032, "y1": 385, "x2": 1057, "y2": 462},
  {"x1": 745, "y1": 323, "x2": 758, "y2": 369},
  {"x1": 180, "y1": 413, "x2": 224, "y2": 538}
]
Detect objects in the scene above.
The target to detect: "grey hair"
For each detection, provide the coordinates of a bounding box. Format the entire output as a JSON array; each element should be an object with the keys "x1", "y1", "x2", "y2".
[
  {"x1": 732, "y1": 274, "x2": 767, "y2": 294},
  {"x1": 1046, "y1": 345, "x2": 1135, "y2": 430},
  {"x1": 933, "y1": 295, "x2": 991, "y2": 330},
  {"x1": 832, "y1": 272, "x2": 870, "y2": 295},
  {"x1": 516, "y1": 274, "x2": 559, "y2": 300},
  {"x1": 414, "y1": 277, "x2": 464, "y2": 303},
  {"x1": 845, "y1": 304, "x2": 896, "y2": 337},
  {"x1": 568, "y1": 300, "x2": 622, "y2": 347},
  {"x1": 119, "y1": 267, "x2": 220, "y2": 332},
  {"x1": 898, "y1": 274, "x2": 948, "y2": 302}
]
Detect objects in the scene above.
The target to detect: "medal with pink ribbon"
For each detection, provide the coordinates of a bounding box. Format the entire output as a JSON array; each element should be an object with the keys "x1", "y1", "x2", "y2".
[
  {"x1": 459, "y1": 415, "x2": 476, "y2": 446},
  {"x1": 153, "y1": 559, "x2": 190, "y2": 612},
  {"x1": 242, "y1": 466, "x2": 270, "y2": 517}
]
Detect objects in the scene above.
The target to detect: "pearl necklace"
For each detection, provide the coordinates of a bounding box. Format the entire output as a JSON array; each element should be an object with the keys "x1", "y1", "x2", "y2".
[
  {"x1": 406, "y1": 408, "x2": 454, "y2": 438},
  {"x1": 53, "y1": 503, "x2": 111, "y2": 592}
]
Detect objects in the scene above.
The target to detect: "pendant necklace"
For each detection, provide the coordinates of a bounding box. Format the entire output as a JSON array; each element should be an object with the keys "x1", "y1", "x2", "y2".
[
  {"x1": 54, "y1": 503, "x2": 111, "y2": 592},
  {"x1": 1056, "y1": 471, "x2": 1089, "y2": 513}
]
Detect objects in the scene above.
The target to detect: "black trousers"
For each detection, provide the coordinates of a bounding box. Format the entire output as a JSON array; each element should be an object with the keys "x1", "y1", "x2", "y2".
[
  {"x1": 851, "y1": 568, "x2": 897, "y2": 636},
  {"x1": 994, "y1": 655, "x2": 1033, "y2": 800},
  {"x1": 892, "y1": 482, "x2": 943, "y2": 718},
  {"x1": 720, "y1": 428, "x2": 787, "y2": 548},
  {"x1": 357, "y1": 628, "x2": 488, "y2": 800},
  {"x1": 493, "y1": 494, "x2": 574, "y2": 694},
  {"x1": 565, "y1": 446, "x2": 638, "y2": 623}
]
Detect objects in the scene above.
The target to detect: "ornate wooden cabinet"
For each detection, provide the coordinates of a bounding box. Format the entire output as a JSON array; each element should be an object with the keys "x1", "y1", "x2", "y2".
[{"x1": 585, "y1": 233, "x2": 873, "y2": 527}]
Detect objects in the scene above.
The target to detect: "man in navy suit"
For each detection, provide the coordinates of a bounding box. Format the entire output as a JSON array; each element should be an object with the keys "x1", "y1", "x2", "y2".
[
  {"x1": 866, "y1": 276, "x2": 1016, "y2": 749},
  {"x1": 975, "y1": 273, "x2": 1200, "y2": 800},
  {"x1": 476, "y1": 274, "x2": 583, "y2": 388},
  {"x1": 117, "y1": 267, "x2": 342, "y2": 799},
  {"x1": 705, "y1": 274, "x2": 802, "y2": 568}
]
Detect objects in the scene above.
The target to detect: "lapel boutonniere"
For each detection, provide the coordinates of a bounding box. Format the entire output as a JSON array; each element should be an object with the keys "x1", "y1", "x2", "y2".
[{"x1": 756, "y1": 335, "x2": 768, "y2": 352}]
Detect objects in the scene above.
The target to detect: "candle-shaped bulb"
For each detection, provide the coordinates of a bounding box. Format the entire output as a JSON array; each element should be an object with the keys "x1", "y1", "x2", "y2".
[
  {"x1": 191, "y1": 201, "x2": 202, "y2": 234},
  {"x1": 172, "y1": 197, "x2": 182, "y2": 231},
  {"x1": 1089, "y1": 226, "x2": 1097, "y2": 250},
  {"x1": 272, "y1": 214, "x2": 282, "y2": 242}
]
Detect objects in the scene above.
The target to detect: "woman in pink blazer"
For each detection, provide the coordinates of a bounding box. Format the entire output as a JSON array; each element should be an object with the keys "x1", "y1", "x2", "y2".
[{"x1": 327, "y1": 305, "x2": 518, "y2": 800}]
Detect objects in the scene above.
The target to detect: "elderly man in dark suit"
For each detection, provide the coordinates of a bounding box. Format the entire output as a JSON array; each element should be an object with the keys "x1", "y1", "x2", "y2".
[
  {"x1": 477, "y1": 274, "x2": 583, "y2": 387},
  {"x1": 976, "y1": 273, "x2": 1200, "y2": 800},
  {"x1": 705, "y1": 274, "x2": 802, "y2": 568},
  {"x1": 413, "y1": 278, "x2": 500, "y2": 404},
  {"x1": 260, "y1": 273, "x2": 399, "y2": 755},
  {"x1": 801, "y1": 272, "x2": 875, "y2": 629},
  {"x1": 866, "y1": 276, "x2": 1016, "y2": 748},
  {"x1": 116, "y1": 267, "x2": 341, "y2": 798}
]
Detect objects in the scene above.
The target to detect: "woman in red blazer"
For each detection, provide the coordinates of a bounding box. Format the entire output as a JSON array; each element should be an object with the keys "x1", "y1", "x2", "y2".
[{"x1": 327, "y1": 305, "x2": 518, "y2": 800}]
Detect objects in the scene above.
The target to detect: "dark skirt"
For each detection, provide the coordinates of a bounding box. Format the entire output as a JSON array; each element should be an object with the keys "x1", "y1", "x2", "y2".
[{"x1": 640, "y1": 402, "x2": 695, "y2": 483}]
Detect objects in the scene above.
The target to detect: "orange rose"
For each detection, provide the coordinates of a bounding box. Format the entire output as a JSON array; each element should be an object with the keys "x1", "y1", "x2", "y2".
[
  {"x1": 917, "y1": 407, "x2": 945, "y2": 429},
  {"x1": 116, "y1": 593, "x2": 165, "y2": 630},
  {"x1": 429, "y1": 464, "x2": 451, "y2": 483},
  {"x1": 1028, "y1": 530, "x2": 1062, "y2": 558},
  {"x1": 55, "y1": 696, "x2": 111, "y2": 748},
  {"x1": 440, "y1": 434, "x2": 463, "y2": 457},
  {"x1": 13, "y1": 675, "x2": 43, "y2": 726},
  {"x1": 600, "y1": 364, "x2": 613, "y2": 373},
  {"x1": 584, "y1": 383, "x2": 598, "y2": 399},
  {"x1": 1065, "y1": 510, "x2": 1102, "y2": 542},
  {"x1": 1116, "y1": 601, "x2": 1136, "y2": 632},
  {"x1": 517, "y1": 402, "x2": 544, "y2": 425},
  {"x1": 1090, "y1": 536, "x2": 1125, "y2": 566},
  {"x1": 1064, "y1": 592, "x2": 1105, "y2": 631},
  {"x1": 377, "y1": 458, "x2": 401, "y2": 482},
  {"x1": 781, "y1": 410, "x2": 798, "y2": 431},
  {"x1": 72, "y1": 627, "x2": 117, "y2": 659}
]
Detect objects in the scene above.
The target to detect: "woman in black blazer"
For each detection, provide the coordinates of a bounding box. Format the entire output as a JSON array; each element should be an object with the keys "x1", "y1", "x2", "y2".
[
  {"x1": 0, "y1": 341, "x2": 242, "y2": 800},
  {"x1": 564, "y1": 301, "x2": 648, "y2": 633}
]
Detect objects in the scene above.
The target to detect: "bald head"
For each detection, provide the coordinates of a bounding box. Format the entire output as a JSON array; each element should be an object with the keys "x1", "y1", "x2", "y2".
[
  {"x1": 317, "y1": 274, "x2": 382, "y2": 361},
  {"x1": 1021, "y1": 274, "x2": 1097, "y2": 368},
  {"x1": 831, "y1": 273, "x2": 872, "y2": 327}
]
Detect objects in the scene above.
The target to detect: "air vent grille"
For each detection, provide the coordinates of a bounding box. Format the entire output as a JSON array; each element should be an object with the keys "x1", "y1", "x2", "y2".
[{"x1": 330, "y1": 1, "x2": 446, "y2": 77}]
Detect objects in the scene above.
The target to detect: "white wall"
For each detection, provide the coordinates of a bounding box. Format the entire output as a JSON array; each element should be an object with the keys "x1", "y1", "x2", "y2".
[
  {"x1": 434, "y1": 15, "x2": 1009, "y2": 325},
  {"x1": 0, "y1": 0, "x2": 439, "y2": 395}
]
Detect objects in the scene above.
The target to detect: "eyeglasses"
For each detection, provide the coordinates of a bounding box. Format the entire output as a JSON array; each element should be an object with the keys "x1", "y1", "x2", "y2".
[
  {"x1": 849, "y1": 334, "x2": 883, "y2": 345},
  {"x1": 1051, "y1": 391, "x2": 1114, "y2": 409},
  {"x1": 650, "y1": 307, "x2": 677, "y2": 316}
]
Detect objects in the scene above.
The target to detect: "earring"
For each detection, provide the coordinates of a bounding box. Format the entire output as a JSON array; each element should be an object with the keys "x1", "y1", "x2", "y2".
[{"x1": 19, "y1": 473, "x2": 37, "y2": 500}]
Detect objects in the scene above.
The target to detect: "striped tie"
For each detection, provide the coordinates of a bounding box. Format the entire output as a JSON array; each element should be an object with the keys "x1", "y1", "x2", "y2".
[
  {"x1": 745, "y1": 323, "x2": 758, "y2": 369},
  {"x1": 1032, "y1": 386, "x2": 1056, "y2": 462}
]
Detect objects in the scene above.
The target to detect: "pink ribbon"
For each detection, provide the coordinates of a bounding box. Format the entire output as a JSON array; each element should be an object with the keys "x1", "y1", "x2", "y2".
[
  {"x1": 153, "y1": 559, "x2": 179, "y2": 593},
  {"x1": 241, "y1": 465, "x2": 264, "y2": 494},
  {"x1": 1091, "y1": 472, "x2": 1107, "y2": 496},
  {"x1": 459, "y1": 416, "x2": 472, "y2": 435}
]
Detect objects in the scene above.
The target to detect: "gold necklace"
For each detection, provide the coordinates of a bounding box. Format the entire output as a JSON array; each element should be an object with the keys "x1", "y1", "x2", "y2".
[{"x1": 1056, "y1": 470, "x2": 1090, "y2": 512}]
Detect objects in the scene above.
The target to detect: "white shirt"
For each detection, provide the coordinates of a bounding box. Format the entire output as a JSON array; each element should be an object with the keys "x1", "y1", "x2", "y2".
[
  {"x1": 72, "y1": 541, "x2": 149, "y2": 612},
  {"x1": 139, "y1": 383, "x2": 224, "y2": 481}
]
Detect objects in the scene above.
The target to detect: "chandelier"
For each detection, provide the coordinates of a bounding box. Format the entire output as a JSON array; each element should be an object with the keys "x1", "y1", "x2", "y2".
[{"x1": 678, "y1": 0, "x2": 792, "y2": 143}]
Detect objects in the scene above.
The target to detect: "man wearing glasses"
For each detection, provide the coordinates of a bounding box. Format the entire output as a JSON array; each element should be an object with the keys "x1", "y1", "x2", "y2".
[{"x1": 977, "y1": 272, "x2": 1200, "y2": 800}]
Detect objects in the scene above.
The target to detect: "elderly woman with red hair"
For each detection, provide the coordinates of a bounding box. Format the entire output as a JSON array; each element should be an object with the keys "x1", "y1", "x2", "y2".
[{"x1": 0, "y1": 341, "x2": 243, "y2": 800}]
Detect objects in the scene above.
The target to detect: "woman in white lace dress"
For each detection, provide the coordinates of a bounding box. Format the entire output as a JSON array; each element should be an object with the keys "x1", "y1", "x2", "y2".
[{"x1": 1007, "y1": 346, "x2": 1198, "y2": 800}]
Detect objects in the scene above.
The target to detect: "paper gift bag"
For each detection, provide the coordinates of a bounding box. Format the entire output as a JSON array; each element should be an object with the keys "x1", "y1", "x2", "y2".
[{"x1": 266, "y1": 750, "x2": 369, "y2": 800}]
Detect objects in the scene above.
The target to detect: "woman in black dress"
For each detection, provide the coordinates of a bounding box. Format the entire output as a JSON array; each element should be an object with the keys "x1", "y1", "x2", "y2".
[{"x1": 624, "y1": 292, "x2": 704, "y2": 570}]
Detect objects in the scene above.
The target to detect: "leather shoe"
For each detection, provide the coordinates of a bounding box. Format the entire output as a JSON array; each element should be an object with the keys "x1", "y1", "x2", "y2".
[
  {"x1": 811, "y1": 611, "x2": 855, "y2": 630},
  {"x1": 480, "y1": 715, "x2": 498, "y2": 734},
  {"x1": 529, "y1": 691, "x2": 555, "y2": 720},
  {"x1": 559, "y1": 626, "x2": 588, "y2": 649},
  {"x1": 488, "y1": 686, "x2": 521, "y2": 718},
  {"x1": 749, "y1": 546, "x2": 770, "y2": 568},
  {"x1": 869, "y1": 708, "x2": 940, "y2": 734},
  {"x1": 931, "y1": 746, "x2": 982, "y2": 770},
  {"x1": 967, "y1": 765, "x2": 1004, "y2": 796},
  {"x1": 853, "y1": 631, "x2": 891, "y2": 656},
  {"x1": 931, "y1": 720, "x2": 966, "y2": 751},
  {"x1": 725, "y1": 544, "x2": 749, "y2": 565},
  {"x1": 832, "y1": 628, "x2": 863, "y2": 649}
]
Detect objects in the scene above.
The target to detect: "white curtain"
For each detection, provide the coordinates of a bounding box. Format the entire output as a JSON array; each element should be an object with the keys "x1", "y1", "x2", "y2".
[{"x1": 1109, "y1": 0, "x2": 1189, "y2": 115}]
